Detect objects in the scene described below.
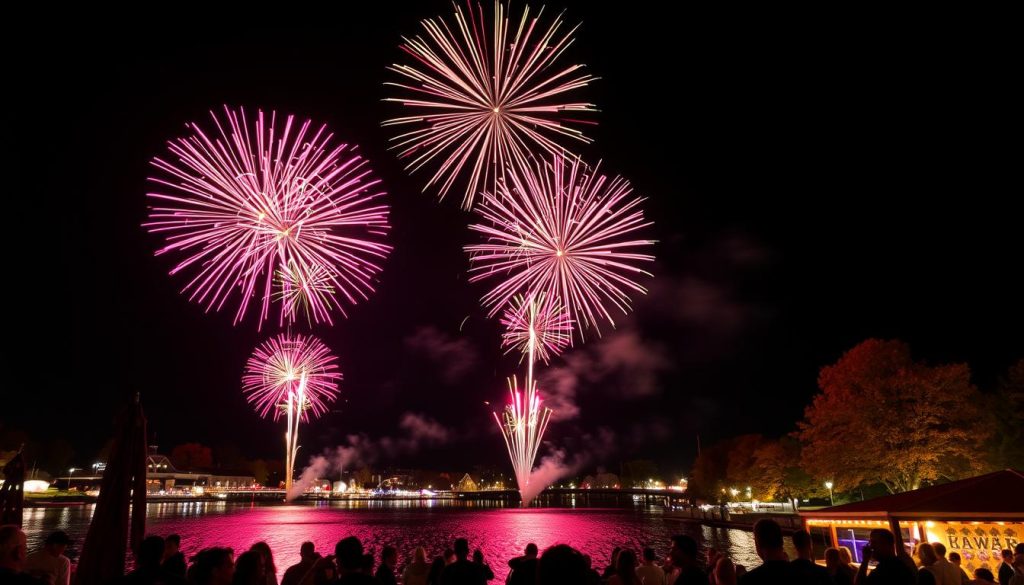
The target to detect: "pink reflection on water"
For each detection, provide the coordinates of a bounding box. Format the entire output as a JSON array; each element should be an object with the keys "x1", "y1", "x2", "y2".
[{"x1": 24, "y1": 501, "x2": 773, "y2": 582}]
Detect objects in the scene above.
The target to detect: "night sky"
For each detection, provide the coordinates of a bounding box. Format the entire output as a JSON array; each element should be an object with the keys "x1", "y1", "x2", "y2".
[{"x1": 7, "y1": 5, "x2": 1020, "y2": 477}]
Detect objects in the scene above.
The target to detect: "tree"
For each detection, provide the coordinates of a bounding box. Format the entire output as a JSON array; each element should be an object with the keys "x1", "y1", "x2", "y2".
[
  {"x1": 170, "y1": 443, "x2": 212, "y2": 471},
  {"x1": 725, "y1": 434, "x2": 769, "y2": 494},
  {"x1": 688, "y1": 440, "x2": 732, "y2": 501},
  {"x1": 989, "y1": 359, "x2": 1024, "y2": 469},
  {"x1": 797, "y1": 339, "x2": 991, "y2": 493},
  {"x1": 753, "y1": 437, "x2": 821, "y2": 506}
]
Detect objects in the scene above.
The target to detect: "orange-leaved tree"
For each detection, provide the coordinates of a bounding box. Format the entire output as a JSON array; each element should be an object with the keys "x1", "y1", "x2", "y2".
[{"x1": 797, "y1": 339, "x2": 991, "y2": 493}]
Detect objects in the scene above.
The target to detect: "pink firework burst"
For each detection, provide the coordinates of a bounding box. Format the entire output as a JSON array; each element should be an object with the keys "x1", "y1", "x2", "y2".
[
  {"x1": 145, "y1": 106, "x2": 391, "y2": 329},
  {"x1": 384, "y1": 1, "x2": 597, "y2": 209},
  {"x1": 500, "y1": 292, "x2": 571, "y2": 365},
  {"x1": 466, "y1": 154, "x2": 654, "y2": 340},
  {"x1": 242, "y1": 332, "x2": 341, "y2": 422}
]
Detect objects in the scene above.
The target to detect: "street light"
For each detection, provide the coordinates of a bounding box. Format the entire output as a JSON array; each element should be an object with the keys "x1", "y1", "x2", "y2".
[
  {"x1": 68, "y1": 468, "x2": 78, "y2": 491},
  {"x1": 825, "y1": 481, "x2": 834, "y2": 506}
]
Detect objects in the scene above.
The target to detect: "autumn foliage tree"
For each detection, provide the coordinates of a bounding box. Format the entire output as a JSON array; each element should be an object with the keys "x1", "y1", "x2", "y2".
[
  {"x1": 689, "y1": 440, "x2": 732, "y2": 501},
  {"x1": 752, "y1": 437, "x2": 821, "y2": 506},
  {"x1": 797, "y1": 339, "x2": 991, "y2": 493}
]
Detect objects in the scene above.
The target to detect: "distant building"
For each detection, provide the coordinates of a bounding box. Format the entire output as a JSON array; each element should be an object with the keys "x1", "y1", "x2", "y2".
[
  {"x1": 455, "y1": 473, "x2": 479, "y2": 492},
  {"x1": 145, "y1": 453, "x2": 254, "y2": 493}
]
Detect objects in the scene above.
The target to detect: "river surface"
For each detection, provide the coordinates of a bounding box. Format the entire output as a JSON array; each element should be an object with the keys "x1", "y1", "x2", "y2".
[{"x1": 23, "y1": 500, "x2": 782, "y2": 581}]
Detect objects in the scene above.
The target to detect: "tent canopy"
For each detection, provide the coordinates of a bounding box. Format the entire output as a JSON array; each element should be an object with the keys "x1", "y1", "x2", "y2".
[{"x1": 802, "y1": 469, "x2": 1024, "y2": 520}]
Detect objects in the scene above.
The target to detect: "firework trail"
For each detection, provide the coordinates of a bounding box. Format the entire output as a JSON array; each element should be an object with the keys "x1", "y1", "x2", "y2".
[{"x1": 494, "y1": 375, "x2": 552, "y2": 496}]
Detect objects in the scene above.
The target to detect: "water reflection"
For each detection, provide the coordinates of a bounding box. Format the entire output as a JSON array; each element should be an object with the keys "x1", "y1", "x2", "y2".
[{"x1": 23, "y1": 501, "x2": 786, "y2": 581}]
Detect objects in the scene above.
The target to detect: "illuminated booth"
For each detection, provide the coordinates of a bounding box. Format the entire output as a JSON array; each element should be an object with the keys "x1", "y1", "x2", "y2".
[{"x1": 801, "y1": 469, "x2": 1023, "y2": 575}]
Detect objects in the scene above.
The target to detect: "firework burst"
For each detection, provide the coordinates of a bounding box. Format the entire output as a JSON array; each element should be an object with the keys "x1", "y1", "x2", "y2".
[
  {"x1": 145, "y1": 106, "x2": 391, "y2": 329},
  {"x1": 467, "y1": 154, "x2": 654, "y2": 341},
  {"x1": 500, "y1": 292, "x2": 571, "y2": 366},
  {"x1": 242, "y1": 333, "x2": 341, "y2": 422},
  {"x1": 243, "y1": 332, "x2": 341, "y2": 492},
  {"x1": 384, "y1": 1, "x2": 597, "y2": 209}
]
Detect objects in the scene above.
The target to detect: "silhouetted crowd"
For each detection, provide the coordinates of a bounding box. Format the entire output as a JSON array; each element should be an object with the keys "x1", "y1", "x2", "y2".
[{"x1": 2, "y1": 521, "x2": 1024, "y2": 585}]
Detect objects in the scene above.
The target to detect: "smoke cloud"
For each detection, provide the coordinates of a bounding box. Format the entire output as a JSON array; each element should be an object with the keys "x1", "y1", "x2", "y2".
[{"x1": 286, "y1": 412, "x2": 450, "y2": 500}]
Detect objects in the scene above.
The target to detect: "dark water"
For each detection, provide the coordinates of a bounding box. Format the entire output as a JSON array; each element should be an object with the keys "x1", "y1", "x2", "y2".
[{"x1": 23, "y1": 500, "x2": 773, "y2": 581}]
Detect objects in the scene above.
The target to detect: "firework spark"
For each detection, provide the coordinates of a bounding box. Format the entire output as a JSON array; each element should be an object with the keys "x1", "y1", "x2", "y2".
[
  {"x1": 467, "y1": 154, "x2": 654, "y2": 341},
  {"x1": 276, "y1": 261, "x2": 336, "y2": 326},
  {"x1": 494, "y1": 376, "x2": 552, "y2": 495},
  {"x1": 500, "y1": 292, "x2": 571, "y2": 366},
  {"x1": 242, "y1": 333, "x2": 341, "y2": 493},
  {"x1": 145, "y1": 106, "x2": 391, "y2": 329},
  {"x1": 384, "y1": 1, "x2": 596, "y2": 209}
]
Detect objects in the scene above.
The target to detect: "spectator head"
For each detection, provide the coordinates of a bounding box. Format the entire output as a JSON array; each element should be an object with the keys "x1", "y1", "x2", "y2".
[
  {"x1": 670, "y1": 535, "x2": 698, "y2": 566},
  {"x1": 312, "y1": 556, "x2": 336, "y2": 584},
  {"x1": 642, "y1": 547, "x2": 657, "y2": 563},
  {"x1": 0, "y1": 525, "x2": 28, "y2": 572},
  {"x1": 838, "y1": 546, "x2": 853, "y2": 565},
  {"x1": 472, "y1": 549, "x2": 484, "y2": 564},
  {"x1": 138, "y1": 535, "x2": 166, "y2": 570},
  {"x1": 867, "y1": 529, "x2": 896, "y2": 559},
  {"x1": 752, "y1": 520, "x2": 784, "y2": 561},
  {"x1": 538, "y1": 544, "x2": 588, "y2": 585},
  {"x1": 616, "y1": 550, "x2": 638, "y2": 577},
  {"x1": 335, "y1": 536, "x2": 364, "y2": 571},
  {"x1": 713, "y1": 557, "x2": 737, "y2": 585},
  {"x1": 44, "y1": 531, "x2": 72, "y2": 556},
  {"x1": 249, "y1": 542, "x2": 275, "y2": 573},
  {"x1": 443, "y1": 548, "x2": 455, "y2": 564},
  {"x1": 949, "y1": 551, "x2": 961, "y2": 565},
  {"x1": 791, "y1": 530, "x2": 813, "y2": 559},
  {"x1": 1002, "y1": 549, "x2": 1014, "y2": 562},
  {"x1": 932, "y1": 542, "x2": 947, "y2": 558},
  {"x1": 381, "y1": 545, "x2": 397, "y2": 567},
  {"x1": 165, "y1": 534, "x2": 181, "y2": 555},
  {"x1": 824, "y1": 548, "x2": 840, "y2": 568},
  {"x1": 454, "y1": 538, "x2": 470, "y2": 560},
  {"x1": 526, "y1": 543, "x2": 538, "y2": 557},
  {"x1": 234, "y1": 550, "x2": 265, "y2": 583},
  {"x1": 188, "y1": 547, "x2": 234, "y2": 585},
  {"x1": 917, "y1": 543, "x2": 938, "y2": 567},
  {"x1": 974, "y1": 567, "x2": 996, "y2": 582},
  {"x1": 413, "y1": 547, "x2": 426, "y2": 564},
  {"x1": 300, "y1": 541, "x2": 316, "y2": 560}
]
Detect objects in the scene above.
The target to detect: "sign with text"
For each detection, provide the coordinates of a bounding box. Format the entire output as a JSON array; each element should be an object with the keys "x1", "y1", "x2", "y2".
[{"x1": 923, "y1": 522, "x2": 1020, "y2": 573}]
